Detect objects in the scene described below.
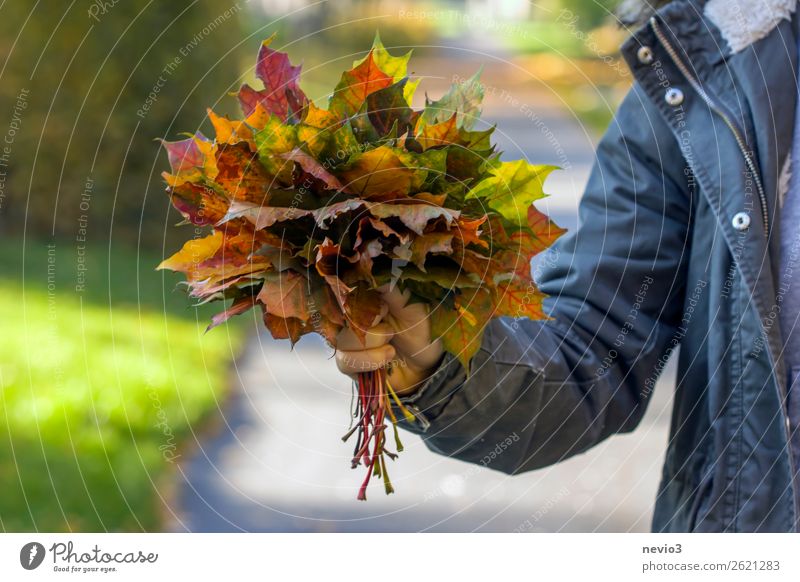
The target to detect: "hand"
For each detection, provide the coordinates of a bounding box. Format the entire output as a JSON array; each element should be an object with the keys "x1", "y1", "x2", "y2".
[{"x1": 335, "y1": 286, "x2": 444, "y2": 395}]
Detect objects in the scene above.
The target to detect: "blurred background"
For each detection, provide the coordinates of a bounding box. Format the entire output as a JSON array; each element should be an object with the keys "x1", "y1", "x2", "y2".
[{"x1": 0, "y1": 0, "x2": 674, "y2": 532}]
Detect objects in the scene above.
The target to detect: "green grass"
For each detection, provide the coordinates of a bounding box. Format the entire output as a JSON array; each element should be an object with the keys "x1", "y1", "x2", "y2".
[{"x1": 0, "y1": 239, "x2": 246, "y2": 531}]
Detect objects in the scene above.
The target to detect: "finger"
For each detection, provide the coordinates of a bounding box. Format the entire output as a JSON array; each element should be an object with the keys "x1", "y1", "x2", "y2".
[
  {"x1": 335, "y1": 322, "x2": 394, "y2": 351},
  {"x1": 335, "y1": 344, "x2": 397, "y2": 376},
  {"x1": 379, "y1": 285, "x2": 411, "y2": 314}
]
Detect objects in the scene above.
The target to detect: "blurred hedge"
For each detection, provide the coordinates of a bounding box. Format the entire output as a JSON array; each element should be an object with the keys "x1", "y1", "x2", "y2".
[{"x1": 0, "y1": 1, "x2": 247, "y2": 249}]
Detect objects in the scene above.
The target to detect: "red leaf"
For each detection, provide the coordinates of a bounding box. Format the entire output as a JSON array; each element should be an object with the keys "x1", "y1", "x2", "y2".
[
  {"x1": 170, "y1": 181, "x2": 229, "y2": 226},
  {"x1": 160, "y1": 135, "x2": 207, "y2": 172},
  {"x1": 238, "y1": 37, "x2": 307, "y2": 121},
  {"x1": 280, "y1": 148, "x2": 347, "y2": 192},
  {"x1": 207, "y1": 296, "x2": 257, "y2": 331}
]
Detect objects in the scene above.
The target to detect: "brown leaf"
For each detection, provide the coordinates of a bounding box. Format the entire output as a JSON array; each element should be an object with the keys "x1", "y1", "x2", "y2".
[
  {"x1": 343, "y1": 286, "x2": 383, "y2": 344},
  {"x1": 223, "y1": 200, "x2": 310, "y2": 230},
  {"x1": 263, "y1": 309, "x2": 307, "y2": 345},
  {"x1": 312, "y1": 199, "x2": 369, "y2": 228},
  {"x1": 368, "y1": 202, "x2": 460, "y2": 235},
  {"x1": 337, "y1": 146, "x2": 413, "y2": 198},
  {"x1": 409, "y1": 232, "x2": 454, "y2": 271},
  {"x1": 257, "y1": 271, "x2": 312, "y2": 321}
]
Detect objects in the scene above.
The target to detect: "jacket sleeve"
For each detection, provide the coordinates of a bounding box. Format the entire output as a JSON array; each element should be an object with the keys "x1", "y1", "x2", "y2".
[{"x1": 395, "y1": 83, "x2": 691, "y2": 474}]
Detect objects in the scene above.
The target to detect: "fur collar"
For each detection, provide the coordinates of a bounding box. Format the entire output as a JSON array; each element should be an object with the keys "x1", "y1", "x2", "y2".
[
  {"x1": 617, "y1": 0, "x2": 797, "y2": 54},
  {"x1": 705, "y1": 0, "x2": 796, "y2": 53}
]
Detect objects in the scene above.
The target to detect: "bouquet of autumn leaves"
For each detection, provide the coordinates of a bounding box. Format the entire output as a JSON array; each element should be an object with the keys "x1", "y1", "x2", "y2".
[{"x1": 158, "y1": 34, "x2": 565, "y2": 499}]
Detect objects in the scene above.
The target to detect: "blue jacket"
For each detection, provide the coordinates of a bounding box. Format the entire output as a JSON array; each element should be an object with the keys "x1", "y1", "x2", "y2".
[{"x1": 397, "y1": 0, "x2": 800, "y2": 532}]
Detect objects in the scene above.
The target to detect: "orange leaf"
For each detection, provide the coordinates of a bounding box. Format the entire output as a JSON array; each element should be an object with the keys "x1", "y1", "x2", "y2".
[
  {"x1": 429, "y1": 287, "x2": 494, "y2": 370},
  {"x1": 329, "y1": 50, "x2": 393, "y2": 118},
  {"x1": 416, "y1": 113, "x2": 459, "y2": 150},
  {"x1": 494, "y1": 277, "x2": 547, "y2": 321}
]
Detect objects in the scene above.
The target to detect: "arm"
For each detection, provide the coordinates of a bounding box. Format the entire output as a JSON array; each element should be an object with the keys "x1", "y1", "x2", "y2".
[{"x1": 338, "y1": 83, "x2": 691, "y2": 474}]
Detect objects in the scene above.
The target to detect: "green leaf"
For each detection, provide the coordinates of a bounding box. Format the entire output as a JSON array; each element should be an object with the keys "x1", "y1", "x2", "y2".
[
  {"x1": 253, "y1": 115, "x2": 299, "y2": 180},
  {"x1": 429, "y1": 287, "x2": 494, "y2": 371},
  {"x1": 352, "y1": 32, "x2": 412, "y2": 83},
  {"x1": 366, "y1": 78, "x2": 413, "y2": 137},
  {"x1": 329, "y1": 51, "x2": 393, "y2": 118},
  {"x1": 465, "y1": 160, "x2": 557, "y2": 225},
  {"x1": 418, "y1": 69, "x2": 484, "y2": 130}
]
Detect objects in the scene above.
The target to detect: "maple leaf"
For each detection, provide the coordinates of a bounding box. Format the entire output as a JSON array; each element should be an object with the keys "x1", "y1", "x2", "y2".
[
  {"x1": 169, "y1": 181, "x2": 230, "y2": 226},
  {"x1": 207, "y1": 295, "x2": 257, "y2": 331},
  {"x1": 466, "y1": 160, "x2": 557, "y2": 225},
  {"x1": 312, "y1": 199, "x2": 369, "y2": 228},
  {"x1": 238, "y1": 35, "x2": 308, "y2": 122},
  {"x1": 160, "y1": 135, "x2": 207, "y2": 172},
  {"x1": 409, "y1": 232, "x2": 454, "y2": 271},
  {"x1": 262, "y1": 309, "x2": 307, "y2": 345},
  {"x1": 280, "y1": 148, "x2": 347, "y2": 192},
  {"x1": 329, "y1": 51, "x2": 393, "y2": 119},
  {"x1": 297, "y1": 102, "x2": 340, "y2": 157},
  {"x1": 157, "y1": 231, "x2": 223, "y2": 277},
  {"x1": 337, "y1": 146, "x2": 414, "y2": 198},
  {"x1": 257, "y1": 270, "x2": 312, "y2": 321},
  {"x1": 214, "y1": 143, "x2": 272, "y2": 203},
  {"x1": 366, "y1": 78, "x2": 414, "y2": 137},
  {"x1": 353, "y1": 32, "x2": 411, "y2": 83},
  {"x1": 415, "y1": 113, "x2": 459, "y2": 150},
  {"x1": 493, "y1": 277, "x2": 548, "y2": 321},
  {"x1": 354, "y1": 216, "x2": 407, "y2": 250},
  {"x1": 429, "y1": 287, "x2": 494, "y2": 370},
  {"x1": 418, "y1": 69, "x2": 484, "y2": 130},
  {"x1": 453, "y1": 215, "x2": 488, "y2": 249},
  {"x1": 368, "y1": 202, "x2": 460, "y2": 235},
  {"x1": 207, "y1": 108, "x2": 255, "y2": 149},
  {"x1": 222, "y1": 200, "x2": 310, "y2": 230},
  {"x1": 252, "y1": 115, "x2": 299, "y2": 182},
  {"x1": 342, "y1": 285, "x2": 384, "y2": 344},
  {"x1": 525, "y1": 205, "x2": 568, "y2": 254}
]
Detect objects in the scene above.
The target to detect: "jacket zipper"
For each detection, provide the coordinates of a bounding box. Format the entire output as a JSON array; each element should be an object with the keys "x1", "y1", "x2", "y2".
[
  {"x1": 650, "y1": 16, "x2": 770, "y2": 237},
  {"x1": 651, "y1": 16, "x2": 798, "y2": 531}
]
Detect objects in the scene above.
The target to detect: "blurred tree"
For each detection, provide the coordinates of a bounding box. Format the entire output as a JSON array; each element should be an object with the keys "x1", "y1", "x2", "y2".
[
  {"x1": 0, "y1": 1, "x2": 247, "y2": 248},
  {"x1": 558, "y1": 0, "x2": 618, "y2": 29}
]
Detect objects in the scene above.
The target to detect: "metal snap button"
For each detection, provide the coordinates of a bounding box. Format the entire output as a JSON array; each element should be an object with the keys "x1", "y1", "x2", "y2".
[
  {"x1": 637, "y1": 46, "x2": 654, "y2": 64},
  {"x1": 665, "y1": 87, "x2": 684, "y2": 106},
  {"x1": 732, "y1": 211, "x2": 750, "y2": 231}
]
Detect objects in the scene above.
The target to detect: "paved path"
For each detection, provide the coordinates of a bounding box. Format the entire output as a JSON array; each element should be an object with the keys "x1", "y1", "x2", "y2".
[{"x1": 170, "y1": 57, "x2": 677, "y2": 533}]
